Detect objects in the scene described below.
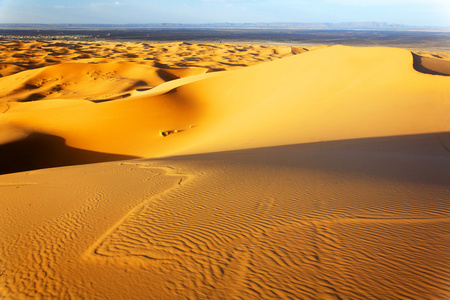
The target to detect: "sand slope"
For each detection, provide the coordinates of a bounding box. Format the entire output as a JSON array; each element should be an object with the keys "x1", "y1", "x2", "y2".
[
  {"x1": 170, "y1": 46, "x2": 449, "y2": 155},
  {"x1": 1, "y1": 45, "x2": 449, "y2": 161},
  {"x1": 1, "y1": 41, "x2": 450, "y2": 299},
  {"x1": 1, "y1": 133, "x2": 449, "y2": 299},
  {"x1": 0, "y1": 40, "x2": 309, "y2": 167}
]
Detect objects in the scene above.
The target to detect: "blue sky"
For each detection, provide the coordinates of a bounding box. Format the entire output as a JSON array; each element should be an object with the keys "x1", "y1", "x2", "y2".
[{"x1": 0, "y1": 0, "x2": 449, "y2": 27}]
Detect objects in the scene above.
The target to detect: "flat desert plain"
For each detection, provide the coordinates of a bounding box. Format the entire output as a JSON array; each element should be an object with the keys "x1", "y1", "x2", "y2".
[{"x1": 0, "y1": 40, "x2": 449, "y2": 299}]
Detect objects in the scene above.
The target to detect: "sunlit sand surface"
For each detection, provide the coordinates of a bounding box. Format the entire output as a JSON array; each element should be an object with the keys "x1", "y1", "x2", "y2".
[{"x1": 0, "y1": 39, "x2": 449, "y2": 299}]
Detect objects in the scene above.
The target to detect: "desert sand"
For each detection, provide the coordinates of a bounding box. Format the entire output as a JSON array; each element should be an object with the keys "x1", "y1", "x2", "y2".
[{"x1": 0, "y1": 39, "x2": 449, "y2": 299}]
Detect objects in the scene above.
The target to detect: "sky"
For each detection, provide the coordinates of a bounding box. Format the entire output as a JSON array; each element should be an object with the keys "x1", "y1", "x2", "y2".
[{"x1": 0, "y1": 0, "x2": 449, "y2": 27}]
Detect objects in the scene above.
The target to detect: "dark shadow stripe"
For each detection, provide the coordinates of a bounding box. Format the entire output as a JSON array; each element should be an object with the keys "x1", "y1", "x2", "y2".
[
  {"x1": 0, "y1": 133, "x2": 138, "y2": 175},
  {"x1": 412, "y1": 53, "x2": 450, "y2": 76}
]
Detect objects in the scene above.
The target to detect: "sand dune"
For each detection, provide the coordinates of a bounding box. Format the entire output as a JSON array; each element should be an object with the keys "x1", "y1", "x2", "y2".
[
  {"x1": 0, "y1": 40, "x2": 449, "y2": 299},
  {"x1": 0, "y1": 40, "x2": 299, "y2": 72},
  {"x1": 413, "y1": 53, "x2": 450, "y2": 76},
  {"x1": 1, "y1": 45, "x2": 448, "y2": 160},
  {"x1": 1, "y1": 134, "x2": 449, "y2": 299}
]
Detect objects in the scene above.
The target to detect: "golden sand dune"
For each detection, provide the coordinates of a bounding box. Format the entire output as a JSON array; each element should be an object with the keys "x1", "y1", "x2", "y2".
[
  {"x1": 413, "y1": 53, "x2": 450, "y2": 76},
  {"x1": 0, "y1": 40, "x2": 300, "y2": 72},
  {"x1": 0, "y1": 40, "x2": 449, "y2": 299},
  {"x1": 1, "y1": 134, "x2": 449, "y2": 299},
  {"x1": 1, "y1": 45, "x2": 448, "y2": 161}
]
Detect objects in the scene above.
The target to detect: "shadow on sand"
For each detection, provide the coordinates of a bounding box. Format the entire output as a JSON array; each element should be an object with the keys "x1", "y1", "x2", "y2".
[
  {"x1": 412, "y1": 53, "x2": 450, "y2": 76},
  {"x1": 148, "y1": 132, "x2": 450, "y2": 186},
  {"x1": 0, "y1": 133, "x2": 137, "y2": 175}
]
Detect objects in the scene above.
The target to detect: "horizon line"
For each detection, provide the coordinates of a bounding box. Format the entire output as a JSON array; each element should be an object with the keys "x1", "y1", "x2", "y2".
[{"x1": 1, "y1": 22, "x2": 450, "y2": 30}]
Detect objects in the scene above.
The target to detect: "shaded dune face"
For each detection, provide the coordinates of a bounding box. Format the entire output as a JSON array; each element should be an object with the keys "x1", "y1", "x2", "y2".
[
  {"x1": 0, "y1": 132, "x2": 137, "y2": 174},
  {"x1": 412, "y1": 53, "x2": 450, "y2": 76},
  {"x1": 158, "y1": 132, "x2": 450, "y2": 186}
]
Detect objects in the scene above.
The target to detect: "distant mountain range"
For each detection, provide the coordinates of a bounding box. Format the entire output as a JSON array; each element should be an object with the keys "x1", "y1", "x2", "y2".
[
  {"x1": 1, "y1": 22, "x2": 449, "y2": 31},
  {"x1": 154, "y1": 22, "x2": 413, "y2": 29}
]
